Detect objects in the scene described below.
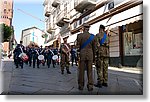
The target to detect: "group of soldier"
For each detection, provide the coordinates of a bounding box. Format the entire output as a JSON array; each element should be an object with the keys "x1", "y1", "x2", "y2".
[
  {"x1": 76, "y1": 23, "x2": 109, "y2": 91},
  {"x1": 13, "y1": 39, "x2": 78, "y2": 71},
  {"x1": 13, "y1": 41, "x2": 59, "y2": 69},
  {"x1": 13, "y1": 23, "x2": 109, "y2": 92}
]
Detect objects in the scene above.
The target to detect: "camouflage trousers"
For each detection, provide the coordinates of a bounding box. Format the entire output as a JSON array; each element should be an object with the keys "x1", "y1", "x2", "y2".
[
  {"x1": 60, "y1": 54, "x2": 70, "y2": 71},
  {"x1": 96, "y1": 57, "x2": 109, "y2": 84}
]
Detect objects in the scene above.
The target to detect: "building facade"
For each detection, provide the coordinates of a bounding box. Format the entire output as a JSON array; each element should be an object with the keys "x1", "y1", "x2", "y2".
[
  {"x1": 0, "y1": 0, "x2": 14, "y2": 55},
  {"x1": 43, "y1": 0, "x2": 81, "y2": 47},
  {"x1": 21, "y1": 27, "x2": 45, "y2": 47},
  {"x1": 43, "y1": 0, "x2": 143, "y2": 67},
  {"x1": 0, "y1": 0, "x2": 13, "y2": 26}
]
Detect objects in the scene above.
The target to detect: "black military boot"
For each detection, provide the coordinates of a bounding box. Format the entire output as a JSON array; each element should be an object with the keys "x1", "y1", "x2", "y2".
[
  {"x1": 78, "y1": 86, "x2": 83, "y2": 90},
  {"x1": 102, "y1": 83, "x2": 108, "y2": 87},
  {"x1": 61, "y1": 70, "x2": 64, "y2": 74},
  {"x1": 67, "y1": 70, "x2": 71, "y2": 74},
  {"x1": 94, "y1": 82, "x2": 102, "y2": 88},
  {"x1": 88, "y1": 87, "x2": 93, "y2": 91},
  {"x1": 16, "y1": 66, "x2": 18, "y2": 68},
  {"x1": 87, "y1": 85, "x2": 93, "y2": 91}
]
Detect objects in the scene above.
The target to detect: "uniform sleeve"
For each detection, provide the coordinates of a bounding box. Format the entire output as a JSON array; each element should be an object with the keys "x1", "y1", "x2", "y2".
[
  {"x1": 94, "y1": 34, "x2": 99, "y2": 53},
  {"x1": 22, "y1": 46, "x2": 26, "y2": 53},
  {"x1": 13, "y1": 47, "x2": 17, "y2": 53},
  {"x1": 105, "y1": 35, "x2": 109, "y2": 47},
  {"x1": 76, "y1": 34, "x2": 80, "y2": 51},
  {"x1": 60, "y1": 44, "x2": 65, "y2": 54},
  {"x1": 92, "y1": 35, "x2": 97, "y2": 61},
  {"x1": 106, "y1": 35, "x2": 110, "y2": 56}
]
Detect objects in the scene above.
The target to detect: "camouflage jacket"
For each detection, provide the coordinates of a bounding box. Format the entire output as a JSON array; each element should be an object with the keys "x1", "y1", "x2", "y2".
[{"x1": 95, "y1": 32, "x2": 109, "y2": 58}]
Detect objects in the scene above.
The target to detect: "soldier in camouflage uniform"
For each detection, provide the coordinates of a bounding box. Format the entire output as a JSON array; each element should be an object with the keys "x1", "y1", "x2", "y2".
[
  {"x1": 94, "y1": 25, "x2": 109, "y2": 88},
  {"x1": 60, "y1": 37, "x2": 71, "y2": 74}
]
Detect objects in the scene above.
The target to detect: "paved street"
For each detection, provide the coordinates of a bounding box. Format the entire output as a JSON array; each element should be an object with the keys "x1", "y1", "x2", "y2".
[{"x1": 0, "y1": 58, "x2": 143, "y2": 95}]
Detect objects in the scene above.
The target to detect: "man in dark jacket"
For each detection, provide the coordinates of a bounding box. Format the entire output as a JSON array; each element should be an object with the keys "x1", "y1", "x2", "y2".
[{"x1": 13, "y1": 41, "x2": 25, "y2": 68}]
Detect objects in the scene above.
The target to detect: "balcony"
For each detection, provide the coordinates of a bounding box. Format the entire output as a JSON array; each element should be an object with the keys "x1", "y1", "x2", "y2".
[
  {"x1": 52, "y1": 0, "x2": 60, "y2": 8},
  {"x1": 56, "y1": 11, "x2": 70, "y2": 27},
  {"x1": 45, "y1": 11, "x2": 51, "y2": 17},
  {"x1": 45, "y1": 7, "x2": 51, "y2": 17},
  {"x1": 47, "y1": 27, "x2": 54, "y2": 34},
  {"x1": 74, "y1": 0, "x2": 96, "y2": 13}
]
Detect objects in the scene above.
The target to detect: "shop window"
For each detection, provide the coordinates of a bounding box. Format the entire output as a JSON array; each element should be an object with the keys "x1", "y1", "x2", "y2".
[{"x1": 123, "y1": 32, "x2": 142, "y2": 56}]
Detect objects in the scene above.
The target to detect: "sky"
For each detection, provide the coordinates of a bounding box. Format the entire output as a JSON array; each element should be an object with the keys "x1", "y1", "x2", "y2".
[{"x1": 12, "y1": 0, "x2": 45, "y2": 43}]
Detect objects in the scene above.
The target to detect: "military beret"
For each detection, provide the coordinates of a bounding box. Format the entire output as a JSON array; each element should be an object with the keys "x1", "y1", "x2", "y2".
[{"x1": 99, "y1": 24, "x2": 105, "y2": 30}]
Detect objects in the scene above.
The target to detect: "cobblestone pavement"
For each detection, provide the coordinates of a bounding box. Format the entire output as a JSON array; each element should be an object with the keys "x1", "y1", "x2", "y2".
[{"x1": 0, "y1": 58, "x2": 143, "y2": 95}]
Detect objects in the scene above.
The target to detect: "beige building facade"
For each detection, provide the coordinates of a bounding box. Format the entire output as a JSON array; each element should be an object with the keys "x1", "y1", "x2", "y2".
[
  {"x1": 43, "y1": 0, "x2": 143, "y2": 67},
  {"x1": 0, "y1": 0, "x2": 13, "y2": 55},
  {"x1": 0, "y1": 0, "x2": 13, "y2": 26},
  {"x1": 21, "y1": 27, "x2": 46, "y2": 47}
]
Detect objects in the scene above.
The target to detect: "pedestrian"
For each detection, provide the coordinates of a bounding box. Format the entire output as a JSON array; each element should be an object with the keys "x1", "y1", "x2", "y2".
[
  {"x1": 13, "y1": 41, "x2": 25, "y2": 69},
  {"x1": 60, "y1": 36, "x2": 71, "y2": 74},
  {"x1": 94, "y1": 24, "x2": 109, "y2": 88},
  {"x1": 43, "y1": 46, "x2": 53, "y2": 68},
  {"x1": 32, "y1": 46, "x2": 40, "y2": 68},
  {"x1": 27, "y1": 44, "x2": 35, "y2": 67},
  {"x1": 76, "y1": 23, "x2": 95, "y2": 91},
  {"x1": 70, "y1": 45, "x2": 77, "y2": 66}
]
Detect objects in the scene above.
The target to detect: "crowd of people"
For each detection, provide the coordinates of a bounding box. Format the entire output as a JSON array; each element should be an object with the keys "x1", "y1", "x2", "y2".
[
  {"x1": 13, "y1": 23, "x2": 109, "y2": 92},
  {"x1": 13, "y1": 40, "x2": 78, "y2": 70}
]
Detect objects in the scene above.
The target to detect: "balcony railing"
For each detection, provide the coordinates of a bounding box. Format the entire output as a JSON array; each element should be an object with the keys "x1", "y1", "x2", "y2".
[
  {"x1": 52, "y1": 0, "x2": 60, "y2": 8},
  {"x1": 45, "y1": 6, "x2": 51, "y2": 17},
  {"x1": 74, "y1": 0, "x2": 96, "y2": 13},
  {"x1": 56, "y1": 10, "x2": 70, "y2": 27}
]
